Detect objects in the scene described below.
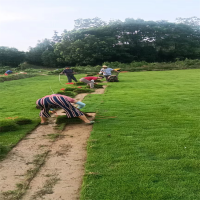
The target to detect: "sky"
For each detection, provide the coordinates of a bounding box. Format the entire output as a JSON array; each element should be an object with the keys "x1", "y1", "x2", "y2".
[{"x1": 0, "y1": 0, "x2": 200, "y2": 52}]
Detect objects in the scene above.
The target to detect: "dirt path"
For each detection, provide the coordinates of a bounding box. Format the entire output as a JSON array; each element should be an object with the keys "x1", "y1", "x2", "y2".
[{"x1": 0, "y1": 86, "x2": 106, "y2": 200}]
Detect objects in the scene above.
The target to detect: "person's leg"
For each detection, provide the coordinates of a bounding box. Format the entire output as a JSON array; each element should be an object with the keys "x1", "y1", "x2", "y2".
[
  {"x1": 40, "y1": 116, "x2": 47, "y2": 123},
  {"x1": 80, "y1": 78, "x2": 92, "y2": 87},
  {"x1": 53, "y1": 96, "x2": 94, "y2": 124},
  {"x1": 78, "y1": 115, "x2": 91, "y2": 123},
  {"x1": 89, "y1": 81, "x2": 94, "y2": 88},
  {"x1": 71, "y1": 74, "x2": 78, "y2": 82},
  {"x1": 40, "y1": 100, "x2": 52, "y2": 124},
  {"x1": 67, "y1": 75, "x2": 72, "y2": 83},
  {"x1": 37, "y1": 98, "x2": 50, "y2": 124},
  {"x1": 104, "y1": 75, "x2": 109, "y2": 81}
]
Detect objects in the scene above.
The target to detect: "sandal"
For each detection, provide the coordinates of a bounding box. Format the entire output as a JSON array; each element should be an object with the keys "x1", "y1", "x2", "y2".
[
  {"x1": 85, "y1": 121, "x2": 95, "y2": 125},
  {"x1": 40, "y1": 122, "x2": 49, "y2": 125}
]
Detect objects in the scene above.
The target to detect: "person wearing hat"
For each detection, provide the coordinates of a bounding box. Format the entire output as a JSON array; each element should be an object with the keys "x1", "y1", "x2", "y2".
[
  {"x1": 99, "y1": 65, "x2": 119, "y2": 81},
  {"x1": 60, "y1": 67, "x2": 78, "y2": 83}
]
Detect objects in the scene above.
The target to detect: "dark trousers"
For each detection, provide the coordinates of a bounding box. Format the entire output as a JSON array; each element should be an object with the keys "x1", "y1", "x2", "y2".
[
  {"x1": 67, "y1": 74, "x2": 77, "y2": 83},
  {"x1": 104, "y1": 75, "x2": 110, "y2": 81}
]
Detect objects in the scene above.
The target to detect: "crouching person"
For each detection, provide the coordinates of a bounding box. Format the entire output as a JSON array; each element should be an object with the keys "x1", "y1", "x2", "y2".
[
  {"x1": 79, "y1": 76, "x2": 103, "y2": 88},
  {"x1": 5, "y1": 70, "x2": 13, "y2": 75},
  {"x1": 36, "y1": 94, "x2": 94, "y2": 125}
]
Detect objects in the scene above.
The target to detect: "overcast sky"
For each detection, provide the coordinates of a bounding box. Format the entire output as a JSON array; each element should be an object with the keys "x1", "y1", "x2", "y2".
[{"x1": 0, "y1": 0, "x2": 199, "y2": 52}]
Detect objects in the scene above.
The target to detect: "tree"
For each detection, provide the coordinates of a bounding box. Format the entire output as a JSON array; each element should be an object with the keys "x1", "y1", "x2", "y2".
[
  {"x1": 26, "y1": 39, "x2": 58, "y2": 67},
  {"x1": 55, "y1": 18, "x2": 200, "y2": 65},
  {"x1": 176, "y1": 16, "x2": 200, "y2": 28},
  {"x1": 74, "y1": 17, "x2": 106, "y2": 30},
  {"x1": 52, "y1": 30, "x2": 62, "y2": 43},
  {"x1": 0, "y1": 46, "x2": 25, "y2": 67}
]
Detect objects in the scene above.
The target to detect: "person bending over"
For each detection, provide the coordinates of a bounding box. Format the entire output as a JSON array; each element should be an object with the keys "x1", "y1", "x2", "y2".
[
  {"x1": 5, "y1": 70, "x2": 13, "y2": 75},
  {"x1": 79, "y1": 76, "x2": 103, "y2": 88},
  {"x1": 60, "y1": 67, "x2": 77, "y2": 83},
  {"x1": 36, "y1": 94, "x2": 94, "y2": 125}
]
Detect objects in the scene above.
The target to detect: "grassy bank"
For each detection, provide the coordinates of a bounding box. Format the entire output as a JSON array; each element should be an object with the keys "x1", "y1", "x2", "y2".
[{"x1": 81, "y1": 69, "x2": 200, "y2": 199}]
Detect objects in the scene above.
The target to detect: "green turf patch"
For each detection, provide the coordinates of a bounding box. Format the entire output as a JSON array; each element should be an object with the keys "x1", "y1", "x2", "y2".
[
  {"x1": 56, "y1": 115, "x2": 68, "y2": 124},
  {"x1": 56, "y1": 91, "x2": 77, "y2": 97},
  {"x1": 14, "y1": 117, "x2": 32, "y2": 125},
  {"x1": 74, "y1": 82, "x2": 86, "y2": 86},
  {"x1": 64, "y1": 87, "x2": 76, "y2": 91},
  {"x1": 0, "y1": 144, "x2": 10, "y2": 160},
  {"x1": 94, "y1": 84, "x2": 104, "y2": 88},
  {"x1": 56, "y1": 115, "x2": 82, "y2": 124},
  {"x1": 73, "y1": 88, "x2": 94, "y2": 94},
  {"x1": 0, "y1": 120, "x2": 19, "y2": 133}
]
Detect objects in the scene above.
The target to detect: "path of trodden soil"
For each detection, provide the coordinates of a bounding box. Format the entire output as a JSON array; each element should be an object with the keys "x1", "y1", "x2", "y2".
[{"x1": 0, "y1": 86, "x2": 106, "y2": 200}]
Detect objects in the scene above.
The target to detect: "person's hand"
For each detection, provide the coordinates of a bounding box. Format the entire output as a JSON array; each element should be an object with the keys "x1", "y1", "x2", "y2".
[
  {"x1": 76, "y1": 101, "x2": 86, "y2": 109},
  {"x1": 49, "y1": 108, "x2": 56, "y2": 114}
]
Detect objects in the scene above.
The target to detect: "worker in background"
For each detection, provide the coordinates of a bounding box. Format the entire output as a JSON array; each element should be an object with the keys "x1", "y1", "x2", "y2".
[
  {"x1": 79, "y1": 76, "x2": 104, "y2": 88},
  {"x1": 5, "y1": 70, "x2": 13, "y2": 75},
  {"x1": 36, "y1": 94, "x2": 94, "y2": 125},
  {"x1": 99, "y1": 65, "x2": 119, "y2": 81},
  {"x1": 60, "y1": 66, "x2": 77, "y2": 83}
]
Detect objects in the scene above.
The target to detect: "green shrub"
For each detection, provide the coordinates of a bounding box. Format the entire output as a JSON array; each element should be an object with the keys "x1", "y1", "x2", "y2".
[
  {"x1": 14, "y1": 117, "x2": 32, "y2": 125},
  {"x1": 47, "y1": 69, "x2": 64, "y2": 75},
  {"x1": 0, "y1": 120, "x2": 19, "y2": 133},
  {"x1": 0, "y1": 74, "x2": 36, "y2": 82},
  {"x1": 0, "y1": 66, "x2": 12, "y2": 74},
  {"x1": 18, "y1": 62, "x2": 45, "y2": 70},
  {"x1": 86, "y1": 73, "x2": 97, "y2": 76}
]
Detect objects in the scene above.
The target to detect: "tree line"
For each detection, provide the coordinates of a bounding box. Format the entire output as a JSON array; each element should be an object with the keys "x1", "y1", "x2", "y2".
[{"x1": 1, "y1": 17, "x2": 200, "y2": 68}]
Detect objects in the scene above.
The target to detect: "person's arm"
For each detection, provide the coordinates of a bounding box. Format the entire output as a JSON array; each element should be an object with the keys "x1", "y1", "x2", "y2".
[
  {"x1": 60, "y1": 69, "x2": 65, "y2": 75},
  {"x1": 65, "y1": 96, "x2": 86, "y2": 109},
  {"x1": 99, "y1": 69, "x2": 103, "y2": 74},
  {"x1": 112, "y1": 68, "x2": 119, "y2": 73},
  {"x1": 91, "y1": 77, "x2": 98, "y2": 84},
  {"x1": 49, "y1": 108, "x2": 56, "y2": 114}
]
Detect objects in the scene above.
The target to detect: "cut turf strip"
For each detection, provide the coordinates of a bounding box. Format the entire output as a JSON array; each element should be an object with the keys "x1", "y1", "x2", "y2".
[{"x1": 0, "y1": 87, "x2": 105, "y2": 200}]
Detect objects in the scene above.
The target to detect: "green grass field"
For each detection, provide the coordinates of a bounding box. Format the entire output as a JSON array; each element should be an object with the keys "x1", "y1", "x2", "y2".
[
  {"x1": 1, "y1": 70, "x2": 200, "y2": 199},
  {"x1": 80, "y1": 69, "x2": 200, "y2": 200}
]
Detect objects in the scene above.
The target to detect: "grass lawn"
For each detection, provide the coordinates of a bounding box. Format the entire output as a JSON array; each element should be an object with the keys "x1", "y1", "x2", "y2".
[{"x1": 80, "y1": 69, "x2": 200, "y2": 200}]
